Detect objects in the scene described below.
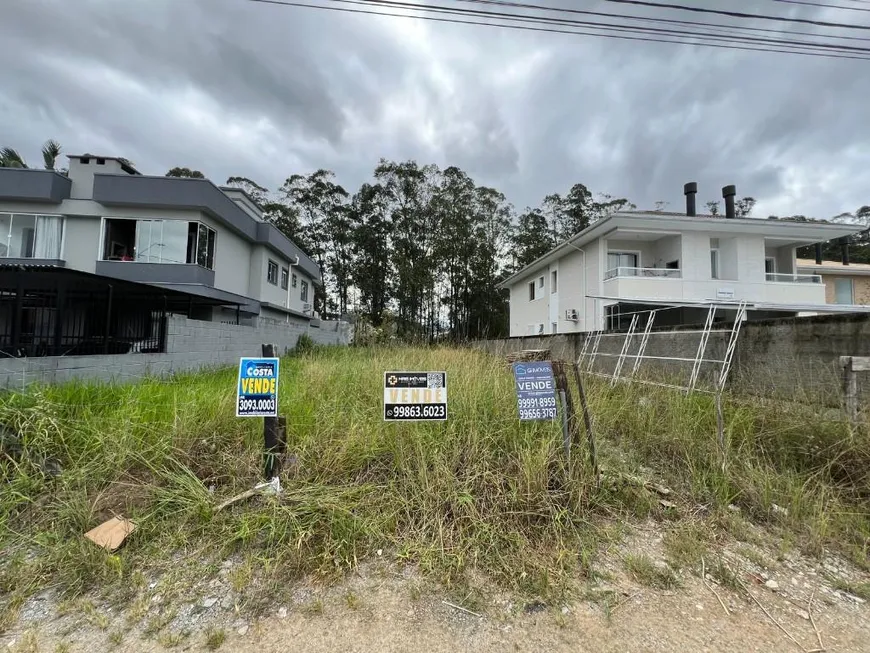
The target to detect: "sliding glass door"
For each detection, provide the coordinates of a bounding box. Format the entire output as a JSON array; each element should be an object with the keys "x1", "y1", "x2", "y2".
[{"x1": 0, "y1": 213, "x2": 64, "y2": 259}]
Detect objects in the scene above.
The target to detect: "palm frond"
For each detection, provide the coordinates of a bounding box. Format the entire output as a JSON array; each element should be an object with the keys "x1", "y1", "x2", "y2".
[
  {"x1": 0, "y1": 147, "x2": 28, "y2": 169},
  {"x1": 41, "y1": 139, "x2": 62, "y2": 170}
]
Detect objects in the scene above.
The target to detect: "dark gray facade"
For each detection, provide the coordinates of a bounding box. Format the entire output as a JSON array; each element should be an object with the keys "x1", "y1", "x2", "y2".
[
  {"x1": 0, "y1": 169, "x2": 71, "y2": 203},
  {"x1": 93, "y1": 174, "x2": 321, "y2": 280},
  {"x1": 96, "y1": 260, "x2": 216, "y2": 286}
]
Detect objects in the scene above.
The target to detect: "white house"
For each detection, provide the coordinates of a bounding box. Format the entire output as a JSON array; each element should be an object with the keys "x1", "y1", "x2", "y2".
[{"x1": 500, "y1": 183, "x2": 866, "y2": 336}]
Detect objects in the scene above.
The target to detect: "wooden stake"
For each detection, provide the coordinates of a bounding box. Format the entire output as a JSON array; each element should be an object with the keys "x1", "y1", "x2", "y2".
[
  {"x1": 841, "y1": 356, "x2": 858, "y2": 425},
  {"x1": 552, "y1": 360, "x2": 576, "y2": 464},
  {"x1": 572, "y1": 362, "x2": 599, "y2": 486},
  {"x1": 262, "y1": 343, "x2": 284, "y2": 479}
]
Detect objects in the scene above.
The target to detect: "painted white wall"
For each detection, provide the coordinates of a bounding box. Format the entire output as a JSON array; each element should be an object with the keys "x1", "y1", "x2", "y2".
[
  {"x1": 656, "y1": 235, "x2": 682, "y2": 267},
  {"x1": 197, "y1": 213, "x2": 251, "y2": 297},
  {"x1": 63, "y1": 215, "x2": 101, "y2": 273},
  {"x1": 253, "y1": 251, "x2": 315, "y2": 310},
  {"x1": 547, "y1": 263, "x2": 559, "y2": 333},
  {"x1": 507, "y1": 270, "x2": 550, "y2": 336},
  {"x1": 602, "y1": 276, "x2": 825, "y2": 305}
]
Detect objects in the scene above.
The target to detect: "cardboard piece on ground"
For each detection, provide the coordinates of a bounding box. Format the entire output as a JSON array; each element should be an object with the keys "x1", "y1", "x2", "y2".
[{"x1": 84, "y1": 516, "x2": 136, "y2": 551}]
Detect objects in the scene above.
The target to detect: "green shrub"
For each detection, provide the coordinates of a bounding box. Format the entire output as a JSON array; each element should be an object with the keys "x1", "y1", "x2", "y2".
[{"x1": 293, "y1": 333, "x2": 316, "y2": 355}]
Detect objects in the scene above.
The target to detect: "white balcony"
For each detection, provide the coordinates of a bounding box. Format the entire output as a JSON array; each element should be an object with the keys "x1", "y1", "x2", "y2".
[
  {"x1": 765, "y1": 273, "x2": 822, "y2": 284},
  {"x1": 604, "y1": 266, "x2": 681, "y2": 280}
]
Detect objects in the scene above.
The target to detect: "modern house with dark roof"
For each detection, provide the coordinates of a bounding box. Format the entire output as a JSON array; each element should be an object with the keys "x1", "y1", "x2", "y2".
[
  {"x1": 0, "y1": 155, "x2": 320, "y2": 326},
  {"x1": 498, "y1": 183, "x2": 867, "y2": 335}
]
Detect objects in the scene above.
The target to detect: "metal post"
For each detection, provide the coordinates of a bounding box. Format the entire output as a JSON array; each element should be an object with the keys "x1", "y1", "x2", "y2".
[
  {"x1": 11, "y1": 279, "x2": 23, "y2": 357},
  {"x1": 688, "y1": 305, "x2": 716, "y2": 393},
  {"x1": 53, "y1": 279, "x2": 66, "y2": 356},
  {"x1": 103, "y1": 284, "x2": 114, "y2": 355},
  {"x1": 611, "y1": 313, "x2": 638, "y2": 386}
]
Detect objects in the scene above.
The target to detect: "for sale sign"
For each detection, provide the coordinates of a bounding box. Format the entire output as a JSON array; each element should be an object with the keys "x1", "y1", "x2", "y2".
[
  {"x1": 384, "y1": 371, "x2": 447, "y2": 421},
  {"x1": 236, "y1": 357, "x2": 280, "y2": 417},
  {"x1": 512, "y1": 362, "x2": 558, "y2": 421}
]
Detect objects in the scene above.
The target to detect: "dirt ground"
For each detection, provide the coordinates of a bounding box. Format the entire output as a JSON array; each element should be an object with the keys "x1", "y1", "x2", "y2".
[
  {"x1": 2, "y1": 574, "x2": 869, "y2": 653},
  {"x1": 4, "y1": 526, "x2": 869, "y2": 653}
]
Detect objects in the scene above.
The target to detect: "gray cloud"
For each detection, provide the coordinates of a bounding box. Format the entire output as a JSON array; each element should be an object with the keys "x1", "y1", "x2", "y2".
[{"x1": 1, "y1": 0, "x2": 868, "y2": 219}]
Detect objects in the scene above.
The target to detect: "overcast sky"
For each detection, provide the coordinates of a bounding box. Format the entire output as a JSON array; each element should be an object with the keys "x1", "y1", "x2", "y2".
[{"x1": 2, "y1": 0, "x2": 869, "y2": 219}]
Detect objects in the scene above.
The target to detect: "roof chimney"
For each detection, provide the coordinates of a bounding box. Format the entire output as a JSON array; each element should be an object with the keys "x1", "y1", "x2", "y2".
[
  {"x1": 722, "y1": 185, "x2": 736, "y2": 219},
  {"x1": 684, "y1": 182, "x2": 697, "y2": 217}
]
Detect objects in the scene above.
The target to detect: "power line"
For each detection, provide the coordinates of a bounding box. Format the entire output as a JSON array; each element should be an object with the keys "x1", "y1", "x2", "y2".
[
  {"x1": 599, "y1": 0, "x2": 870, "y2": 30},
  {"x1": 456, "y1": 0, "x2": 870, "y2": 43},
  {"x1": 767, "y1": 0, "x2": 870, "y2": 10},
  {"x1": 357, "y1": 0, "x2": 870, "y2": 54},
  {"x1": 242, "y1": 0, "x2": 870, "y2": 59}
]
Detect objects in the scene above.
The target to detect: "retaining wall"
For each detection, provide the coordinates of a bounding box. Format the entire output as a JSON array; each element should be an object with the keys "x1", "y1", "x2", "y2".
[
  {"x1": 471, "y1": 313, "x2": 870, "y2": 404},
  {"x1": 0, "y1": 315, "x2": 348, "y2": 388}
]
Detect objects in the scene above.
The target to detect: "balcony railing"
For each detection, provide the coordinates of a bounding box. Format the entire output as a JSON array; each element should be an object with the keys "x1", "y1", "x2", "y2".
[
  {"x1": 766, "y1": 273, "x2": 822, "y2": 284},
  {"x1": 604, "y1": 267, "x2": 682, "y2": 280}
]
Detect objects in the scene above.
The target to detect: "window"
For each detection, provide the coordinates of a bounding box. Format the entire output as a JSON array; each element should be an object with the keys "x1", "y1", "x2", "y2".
[
  {"x1": 292, "y1": 273, "x2": 298, "y2": 288},
  {"x1": 0, "y1": 213, "x2": 63, "y2": 260},
  {"x1": 528, "y1": 281, "x2": 535, "y2": 301},
  {"x1": 267, "y1": 259, "x2": 279, "y2": 285},
  {"x1": 537, "y1": 276, "x2": 544, "y2": 289},
  {"x1": 835, "y1": 278, "x2": 854, "y2": 304},
  {"x1": 551, "y1": 270, "x2": 558, "y2": 293},
  {"x1": 197, "y1": 223, "x2": 216, "y2": 269},
  {"x1": 607, "y1": 251, "x2": 639, "y2": 276},
  {"x1": 710, "y1": 249, "x2": 719, "y2": 279},
  {"x1": 101, "y1": 218, "x2": 215, "y2": 269},
  {"x1": 551, "y1": 322, "x2": 558, "y2": 334},
  {"x1": 765, "y1": 257, "x2": 776, "y2": 275},
  {"x1": 300, "y1": 279, "x2": 309, "y2": 303},
  {"x1": 281, "y1": 267, "x2": 289, "y2": 290}
]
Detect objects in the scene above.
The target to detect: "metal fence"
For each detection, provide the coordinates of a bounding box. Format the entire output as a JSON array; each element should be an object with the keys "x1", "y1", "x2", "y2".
[{"x1": 0, "y1": 284, "x2": 167, "y2": 357}]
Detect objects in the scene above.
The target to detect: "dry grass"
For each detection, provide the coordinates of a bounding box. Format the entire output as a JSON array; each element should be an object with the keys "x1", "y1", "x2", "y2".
[{"x1": 0, "y1": 345, "x2": 868, "y2": 628}]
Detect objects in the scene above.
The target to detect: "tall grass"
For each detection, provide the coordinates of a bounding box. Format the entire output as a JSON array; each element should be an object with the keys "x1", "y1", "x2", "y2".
[{"x1": 1, "y1": 346, "x2": 868, "y2": 625}]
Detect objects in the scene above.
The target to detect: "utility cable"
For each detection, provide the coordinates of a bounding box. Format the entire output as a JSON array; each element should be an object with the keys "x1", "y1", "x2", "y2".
[
  {"x1": 357, "y1": 0, "x2": 870, "y2": 54},
  {"x1": 242, "y1": 0, "x2": 870, "y2": 59},
  {"x1": 599, "y1": 0, "x2": 870, "y2": 30},
  {"x1": 456, "y1": 0, "x2": 870, "y2": 42}
]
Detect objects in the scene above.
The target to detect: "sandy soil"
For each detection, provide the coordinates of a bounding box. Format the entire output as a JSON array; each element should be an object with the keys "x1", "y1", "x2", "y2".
[{"x1": 3, "y1": 564, "x2": 868, "y2": 653}]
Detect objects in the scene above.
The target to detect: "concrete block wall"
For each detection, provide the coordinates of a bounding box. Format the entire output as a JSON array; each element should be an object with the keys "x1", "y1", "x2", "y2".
[
  {"x1": 0, "y1": 315, "x2": 347, "y2": 389},
  {"x1": 470, "y1": 313, "x2": 870, "y2": 406}
]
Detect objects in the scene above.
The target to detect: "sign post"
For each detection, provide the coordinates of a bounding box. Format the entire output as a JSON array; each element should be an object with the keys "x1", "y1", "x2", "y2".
[
  {"x1": 383, "y1": 371, "x2": 448, "y2": 421},
  {"x1": 236, "y1": 345, "x2": 283, "y2": 479}
]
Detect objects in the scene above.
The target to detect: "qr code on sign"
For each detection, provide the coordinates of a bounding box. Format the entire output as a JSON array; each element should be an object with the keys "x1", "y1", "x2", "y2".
[{"x1": 427, "y1": 373, "x2": 444, "y2": 388}]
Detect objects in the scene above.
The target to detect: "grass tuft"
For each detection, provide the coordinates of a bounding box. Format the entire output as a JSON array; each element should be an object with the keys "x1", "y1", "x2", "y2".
[
  {"x1": 205, "y1": 627, "x2": 226, "y2": 650},
  {"x1": 623, "y1": 554, "x2": 680, "y2": 590}
]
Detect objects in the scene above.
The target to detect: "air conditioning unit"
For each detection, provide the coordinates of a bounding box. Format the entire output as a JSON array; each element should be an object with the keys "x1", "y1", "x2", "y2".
[{"x1": 565, "y1": 309, "x2": 579, "y2": 321}]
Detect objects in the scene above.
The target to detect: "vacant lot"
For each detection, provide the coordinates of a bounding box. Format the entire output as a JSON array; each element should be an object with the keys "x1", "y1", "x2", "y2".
[{"x1": 1, "y1": 346, "x2": 868, "y2": 650}]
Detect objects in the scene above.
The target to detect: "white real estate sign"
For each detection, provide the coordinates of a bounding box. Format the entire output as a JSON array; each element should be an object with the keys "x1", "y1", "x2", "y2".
[{"x1": 383, "y1": 371, "x2": 447, "y2": 421}]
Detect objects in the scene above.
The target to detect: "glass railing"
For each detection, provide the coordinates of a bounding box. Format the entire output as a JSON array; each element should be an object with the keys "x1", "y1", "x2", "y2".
[
  {"x1": 604, "y1": 267, "x2": 682, "y2": 280},
  {"x1": 766, "y1": 273, "x2": 822, "y2": 284}
]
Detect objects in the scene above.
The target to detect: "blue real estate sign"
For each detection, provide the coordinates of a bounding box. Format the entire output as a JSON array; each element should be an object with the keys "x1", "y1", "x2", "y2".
[
  {"x1": 512, "y1": 361, "x2": 558, "y2": 421},
  {"x1": 236, "y1": 357, "x2": 280, "y2": 417}
]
